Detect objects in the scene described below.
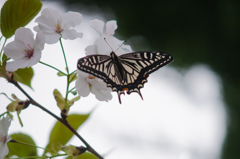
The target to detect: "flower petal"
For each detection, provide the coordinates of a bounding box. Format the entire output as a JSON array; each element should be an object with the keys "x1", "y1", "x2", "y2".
[
  {"x1": 62, "y1": 11, "x2": 83, "y2": 29},
  {"x1": 26, "y1": 50, "x2": 42, "y2": 67},
  {"x1": 0, "y1": 142, "x2": 9, "y2": 159},
  {"x1": 89, "y1": 79, "x2": 112, "y2": 102},
  {"x1": 94, "y1": 36, "x2": 113, "y2": 55},
  {"x1": 61, "y1": 29, "x2": 83, "y2": 40},
  {"x1": 105, "y1": 20, "x2": 117, "y2": 36},
  {"x1": 89, "y1": 19, "x2": 105, "y2": 36},
  {"x1": 0, "y1": 117, "x2": 11, "y2": 135},
  {"x1": 0, "y1": 116, "x2": 11, "y2": 159},
  {"x1": 85, "y1": 45, "x2": 97, "y2": 56},
  {"x1": 15, "y1": 28, "x2": 34, "y2": 47},
  {"x1": 43, "y1": 33, "x2": 61, "y2": 44},
  {"x1": 4, "y1": 41, "x2": 26, "y2": 60},
  {"x1": 35, "y1": 7, "x2": 60, "y2": 33},
  {"x1": 6, "y1": 58, "x2": 29, "y2": 72},
  {"x1": 34, "y1": 32, "x2": 45, "y2": 52},
  {"x1": 75, "y1": 71, "x2": 91, "y2": 97}
]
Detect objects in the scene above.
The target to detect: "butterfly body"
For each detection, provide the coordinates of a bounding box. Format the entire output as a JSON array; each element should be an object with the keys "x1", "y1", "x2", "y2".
[{"x1": 77, "y1": 51, "x2": 173, "y2": 104}]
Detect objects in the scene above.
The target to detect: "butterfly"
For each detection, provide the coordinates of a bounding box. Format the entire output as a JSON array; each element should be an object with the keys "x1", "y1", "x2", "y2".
[{"x1": 77, "y1": 51, "x2": 173, "y2": 104}]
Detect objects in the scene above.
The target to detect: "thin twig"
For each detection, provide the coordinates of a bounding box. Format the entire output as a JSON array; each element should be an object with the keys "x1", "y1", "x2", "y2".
[{"x1": 9, "y1": 79, "x2": 104, "y2": 159}]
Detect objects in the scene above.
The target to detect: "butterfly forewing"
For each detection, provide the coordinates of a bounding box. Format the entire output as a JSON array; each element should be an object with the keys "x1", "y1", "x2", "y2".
[
  {"x1": 120, "y1": 51, "x2": 173, "y2": 75},
  {"x1": 118, "y1": 51, "x2": 173, "y2": 95},
  {"x1": 77, "y1": 51, "x2": 173, "y2": 104},
  {"x1": 77, "y1": 55, "x2": 112, "y2": 81}
]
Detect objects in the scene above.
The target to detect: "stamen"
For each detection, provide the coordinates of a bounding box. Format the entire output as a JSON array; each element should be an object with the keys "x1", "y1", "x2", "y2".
[
  {"x1": 55, "y1": 24, "x2": 63, "y2": 33},
  {"x1": 88, "y1": 74, "x2": 96, "y2": 79},
  {"x1": 24, "y1": 48, "x2": 34, "y2": 59}
]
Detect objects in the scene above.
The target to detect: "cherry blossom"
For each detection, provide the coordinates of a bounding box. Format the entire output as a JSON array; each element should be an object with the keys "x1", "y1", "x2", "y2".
[
  {"x1": 4, "y1": 27, "x2": 45, "y2": 72},
  {"x1": 34, "y1": 7, "x2": 83, "y2": 44},
  {"x1": 75, "y1": 71, "x2": 112, "y2": 102},
  {"x1": 0, "y1": 116, "x2": 11, "y2": 159},
  {"x1": 85, "y1": 19, "x2": 132, "y2": 56}
]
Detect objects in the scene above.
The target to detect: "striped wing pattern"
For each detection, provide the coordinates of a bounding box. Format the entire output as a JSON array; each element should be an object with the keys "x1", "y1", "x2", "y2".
[{"x1": 77, "y1": 51, "x2": 173, "y2": 104}]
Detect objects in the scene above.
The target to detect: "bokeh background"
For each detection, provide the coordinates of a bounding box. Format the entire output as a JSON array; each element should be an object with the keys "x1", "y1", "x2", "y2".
[
  {"x1": 61, "y1": 0, "x2": 240, "y2": 158},
  {"x1": 0, "y1": 0, "x2": 239, "y2": 159}
]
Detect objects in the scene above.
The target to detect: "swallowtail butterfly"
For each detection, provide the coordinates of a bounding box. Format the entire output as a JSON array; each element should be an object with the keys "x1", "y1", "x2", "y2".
[{"x1": 77, "y1": 51, "x2": 173, "y2": 104}]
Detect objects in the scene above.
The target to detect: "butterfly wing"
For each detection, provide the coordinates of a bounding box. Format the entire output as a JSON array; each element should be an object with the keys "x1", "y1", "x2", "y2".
[
  {"x1": 77, "y1": 53, "x2": 131, "y2": 104},
  {"x1": 77, "y1": 54, "x2": 113, "y2": 81},
  {"x1": 118, "y1": 51, "x2": 173, "y2": 97},
  {"x1": 77, "y1": 51, "x2": 173, "y2": 104}
]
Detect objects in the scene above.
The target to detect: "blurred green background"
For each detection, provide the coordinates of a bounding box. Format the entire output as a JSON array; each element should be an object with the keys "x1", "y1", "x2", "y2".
[{"x1": 59, "y1": 0, "x2": 239, "y2": 158}]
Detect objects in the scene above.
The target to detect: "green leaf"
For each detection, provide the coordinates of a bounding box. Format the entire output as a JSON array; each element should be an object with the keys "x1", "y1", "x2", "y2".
[
  {"x1": 45, "y1": 114, "x2": 90, "y2": 154},
  {"x1": 71, "y1": 90, "x2": 78, "y2": 96},
  {"x1": 65, "y1": 152, "x2": 99, "y2": 159},
  {"x1": 12, "y1": 67, "x2": 34, "y2": 88},
  {"x1": 77, "y1": 152, "x2": 99, "y2": 159},
  {"x1": 1, "y1": 53, "x2": 8, "y2": 63},
  {"x1": 67, "y1": 96, "x2": 80, "y2": 109},
  {"x1": 69, "y1": 72, "x2": 77, "y2": 83},
  {"x1": 0, "y1": 60, "x2": 6, "y2": 78},
  {"x1": 57, "y1": 71, "x2": 66, "y2": 76},
  {"x1": 1, "y1": 0, "x2": 42, "y2": 38},
  {"x1": 53, "y1": 89, "x2": 65, "y2": 111},
  {"x1": 7, "y1": 133, "x2": 37, "y2": 158},
  {"x1": 70, "y1": 96, "x2": 80, "y2": 103}
]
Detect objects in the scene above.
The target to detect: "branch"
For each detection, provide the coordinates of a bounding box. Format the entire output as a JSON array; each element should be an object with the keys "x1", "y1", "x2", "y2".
[{"x1": 9, "y1": 79, "x2": 104, "y2": 159}]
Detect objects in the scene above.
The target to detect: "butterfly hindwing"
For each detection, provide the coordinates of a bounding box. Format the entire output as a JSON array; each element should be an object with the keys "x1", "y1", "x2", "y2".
[{"x1": 77, "y1": 51, "x2": 173, "y2": 104}]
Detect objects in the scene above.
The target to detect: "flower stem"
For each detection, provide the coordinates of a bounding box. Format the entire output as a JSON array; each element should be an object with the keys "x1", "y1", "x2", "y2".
[
  {"x1": 59, "y1": 38, "x2": 69, "y2": 75},
  {"x1": 0, "y1": 38, "x2": 7, "y2": 62},
  {"x1": 39, "y1": 61, "x2": 67, "y2": 76},
  {"x1": 0, "y1": 112, "x2": 8, "y2": 118},
  {"x1": 10, "y1": 139, "x2": 49, "y2": 150},
  {"x1": 0, "y1": 92, "x2": 14, "y2": 101},
  {"x1": 68, "y1": 87, "x2": 75, "y2": 93},
  {"x1": 59, "y1": 38, "x2": 70, "y2": 106}
]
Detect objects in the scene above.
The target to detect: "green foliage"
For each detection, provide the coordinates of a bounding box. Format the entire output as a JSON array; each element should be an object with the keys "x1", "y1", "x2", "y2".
[
  {"x1": 7, "y1": 133, "x2": 37, "y2": 158},
  {"x1": 69, "y1": 72, "x2": 77, "y2": 83},
  {"x1": 1, "y1": 0, "x2": 42, "y2": 38},
  {"x1": 53, "y1": 89, "x2": 80, "y2": 115},
  {"x1": 57, "y1": 71, "x2": 66, "y2": 76},
  {"x1": 12, "y1": 67, "x2": 34, "y2": 88},
  {"x1": 45, "y1": 114, "x2": 90, "y2": 154},
  {"x1": 0, "y1": 54, "x2": 8, "y2": 78},
  {"x1": 0, "y1": 61, "x2": 6, "y2": 78},
  {"x1": 53, "y1": 89, "x2": 65, "y2": 111},
  {"x1": 1, "y1": 53, "x2": 8, "y2": 63},
  {"x1": 66, "y1": 152, "x2": 99, "y2": 159}
]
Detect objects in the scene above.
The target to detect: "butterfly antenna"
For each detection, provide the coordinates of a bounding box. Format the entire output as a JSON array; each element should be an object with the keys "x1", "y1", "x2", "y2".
[
  {"x1": 115, "y1": 40, "x2": 126, "y2": 53},
  {"x1": 104, "y1": 38, "x2": 126, "y2": 53},
  {"x1": 104, "y1": 38, "x2": 114, "y2": 52}
]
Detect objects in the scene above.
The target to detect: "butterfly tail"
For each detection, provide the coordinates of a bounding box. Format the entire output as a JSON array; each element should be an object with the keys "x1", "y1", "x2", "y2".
[
  {"x1": 117, "y1": 91, "x2": 125, "y2": 104},
  {"x1": 137, "y1": 90, "x2": 144, "y2": 101}
]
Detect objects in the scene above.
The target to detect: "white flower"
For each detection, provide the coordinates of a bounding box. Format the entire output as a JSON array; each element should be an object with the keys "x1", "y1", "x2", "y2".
[
  {"x1": 75, "y1": 71, "x2": 112, "y2": 102},
  {"x1": 4, "y1": 27, "x2": 45, "y2": 72},
  {"x1": 34, "y1": 7, "x2": 83, "y2": 44},
  {"x1": 86, "y1": 19, "x2": 132, "y2": 56},
  {"x1": 89, "y1": 19, "x2": 117, "y2": 36},
  {"x1": 0, "y1": 116, "x2": 11, "y2": 159}
]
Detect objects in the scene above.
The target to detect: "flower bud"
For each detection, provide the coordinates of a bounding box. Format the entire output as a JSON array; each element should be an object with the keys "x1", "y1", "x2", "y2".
[{"x1": 61, "y1": 145, "x2": 86, "y2": 157}]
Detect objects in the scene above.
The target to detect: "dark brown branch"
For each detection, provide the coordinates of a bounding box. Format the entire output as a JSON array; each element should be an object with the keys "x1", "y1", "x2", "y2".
[{"x1": 9, "y1": 79, "x2": 104, "y2": 159}]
